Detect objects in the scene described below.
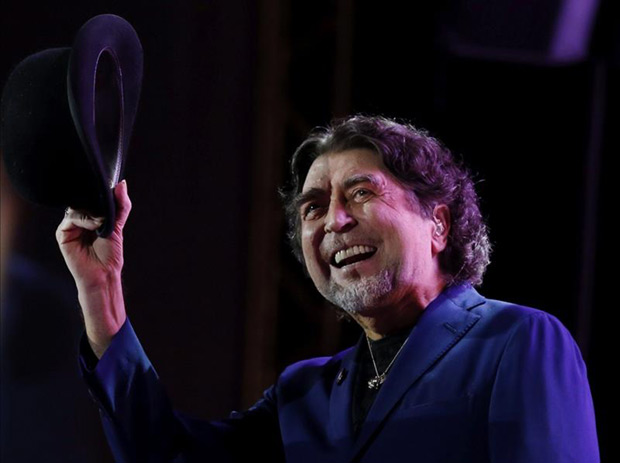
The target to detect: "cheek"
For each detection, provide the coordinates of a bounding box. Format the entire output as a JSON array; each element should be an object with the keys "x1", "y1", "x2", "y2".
[
  {"x1": 301, "y1": 240, "x2": 313, "y2": 269},
  {"x1": 383, "y1": 219, "x2": 430, "y2": 260},
  {"x1": 301, "y1": 225, "x2": 329, "y2": 278},
  {"x1": 301, "y1": 227, "x2": 320, "y2": 267}
]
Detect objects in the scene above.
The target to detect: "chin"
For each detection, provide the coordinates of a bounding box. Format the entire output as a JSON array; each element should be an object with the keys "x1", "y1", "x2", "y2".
[{"x1": 323, "y1": 269, "x2": 395, "y2": 314}]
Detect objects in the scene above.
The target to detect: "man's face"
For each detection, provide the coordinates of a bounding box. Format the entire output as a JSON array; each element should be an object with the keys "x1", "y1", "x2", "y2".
[{"x1": 298, "y1": 148, "x2": 444, "y2": 316}]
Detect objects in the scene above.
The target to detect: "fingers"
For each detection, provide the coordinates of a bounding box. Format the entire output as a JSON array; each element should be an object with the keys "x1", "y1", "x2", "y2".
[
  {"x1": 56, "y1": 208, "x2": 104, "y2": 246},
  {"x1": 56, "y1": 180, "x2": 132, "y2": 246},
  {"x1": 60, "y1": 208, "x2": 104, "y2": 231}
]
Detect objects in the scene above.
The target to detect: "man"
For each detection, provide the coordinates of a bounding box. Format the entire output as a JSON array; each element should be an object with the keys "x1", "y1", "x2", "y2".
[{"x1": 57, "y1": 115, "x2": 599, "y2": 462}]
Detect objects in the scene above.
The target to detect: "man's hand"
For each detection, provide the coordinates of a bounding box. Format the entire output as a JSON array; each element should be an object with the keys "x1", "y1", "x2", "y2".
[{"x1": 56, "y1": 180, "x2": 132, "y2": 358}]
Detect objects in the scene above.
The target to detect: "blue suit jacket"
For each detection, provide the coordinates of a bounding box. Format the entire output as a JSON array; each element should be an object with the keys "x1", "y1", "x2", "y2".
[{"x1": 80, "y1": 284, "x2": 599, "y2": 462}]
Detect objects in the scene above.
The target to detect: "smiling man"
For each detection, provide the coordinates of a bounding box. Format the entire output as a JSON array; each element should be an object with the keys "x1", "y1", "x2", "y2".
[
  {"x1": 296, "y1": 147, "x2": 451, "y2": 340},
  {"x1": 58, "y1": 115, "x2": 599, "y2": 462}
]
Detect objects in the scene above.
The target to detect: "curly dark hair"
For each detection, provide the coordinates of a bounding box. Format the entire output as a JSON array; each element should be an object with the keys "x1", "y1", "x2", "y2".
[{"x1": 280, "y1": 115, "x2": 492, "y2": 286}]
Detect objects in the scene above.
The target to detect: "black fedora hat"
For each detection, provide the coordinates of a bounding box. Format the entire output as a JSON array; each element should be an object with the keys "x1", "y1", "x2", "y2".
[{"x1": 1, "y1": 14, "x2": 143, "y2": 237}]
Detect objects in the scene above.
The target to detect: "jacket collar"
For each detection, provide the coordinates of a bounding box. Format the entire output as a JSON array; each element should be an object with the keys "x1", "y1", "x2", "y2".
[{"x1": 326, "y1": 283, "x2": 485, "y2": 461}]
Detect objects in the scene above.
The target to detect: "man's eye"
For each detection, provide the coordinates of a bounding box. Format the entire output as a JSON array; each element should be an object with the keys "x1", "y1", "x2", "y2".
[
  {"x1": 302, "y1": 204, "x2": 321, "y2": 219},
  {"x1": 353, "y1": 189, "x2": 371, "y2": 200}
]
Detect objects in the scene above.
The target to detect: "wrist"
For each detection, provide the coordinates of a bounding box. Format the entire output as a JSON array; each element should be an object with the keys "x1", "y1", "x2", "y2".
[
  {"x1": 76, "y1": 270, "x2": 123, "y2": 293},
  {"x1": 77, "y1": 274, "x2": 127, "y2": 358}
]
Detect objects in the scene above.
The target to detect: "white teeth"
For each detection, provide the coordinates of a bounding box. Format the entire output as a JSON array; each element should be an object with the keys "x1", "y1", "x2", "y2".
[{"x1": 334, "y1": 245, "x2": 376, "y2": 265}]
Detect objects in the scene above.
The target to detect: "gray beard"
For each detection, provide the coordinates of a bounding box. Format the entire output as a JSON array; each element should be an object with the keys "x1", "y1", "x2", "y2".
[{"x1": 320, "y1": 268, "x2": 396, "y2": 315}]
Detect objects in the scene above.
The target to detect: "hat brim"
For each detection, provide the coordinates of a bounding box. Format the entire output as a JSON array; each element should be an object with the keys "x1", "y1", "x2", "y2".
[{"x1": 68, "y1": 14, "x2": 143, "y2": 237}]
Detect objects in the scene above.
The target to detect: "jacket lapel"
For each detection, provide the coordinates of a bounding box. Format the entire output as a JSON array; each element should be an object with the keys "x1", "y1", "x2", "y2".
[
  {"x1": 347, "y1": 284, "x2": 485, "y2": 461},
  {"x1": 326, "y1": 336, "x2": 363, "y2": 454}
]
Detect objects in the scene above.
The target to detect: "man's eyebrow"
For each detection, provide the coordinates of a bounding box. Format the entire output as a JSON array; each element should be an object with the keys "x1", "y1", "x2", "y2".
[
  {"x1": 294, "y1": 174, "x2": 384, "y2": 211},
  {"x1": 343, "y1": 173, "x2": 383, "y2": 191}
]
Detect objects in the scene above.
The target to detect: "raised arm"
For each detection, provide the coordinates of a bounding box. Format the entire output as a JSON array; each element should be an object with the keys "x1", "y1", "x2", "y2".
[
  {"x1": 55, "y1": 180, "x2": 283, "y2": 462},
  {"x1": 56, "y1": 179, "x2": 131, "y2": 358}
]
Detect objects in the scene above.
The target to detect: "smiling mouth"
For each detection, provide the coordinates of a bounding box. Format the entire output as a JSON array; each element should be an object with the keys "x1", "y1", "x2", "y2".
[{"x1": 331, "y1": 245, "x2": 377, "y2": 268}]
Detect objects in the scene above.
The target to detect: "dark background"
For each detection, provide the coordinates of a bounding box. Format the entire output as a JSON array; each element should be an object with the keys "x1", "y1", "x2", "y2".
[{"x1": 1, "y1": 1, "x2": 614, "y2": 461}]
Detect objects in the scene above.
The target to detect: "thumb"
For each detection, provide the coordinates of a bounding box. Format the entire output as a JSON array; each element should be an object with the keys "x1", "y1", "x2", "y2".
[{"x1": 113, "y1": 179, "x2": 132, "y2": 231}]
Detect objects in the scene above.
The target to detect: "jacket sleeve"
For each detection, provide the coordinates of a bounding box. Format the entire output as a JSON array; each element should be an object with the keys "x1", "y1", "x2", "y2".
[
  {"x1": 79, "y1": 318, "x2": 284, "y2": 463},
  {"x1": 487, "y1": 311, "x2": 599, "y2": 462}
]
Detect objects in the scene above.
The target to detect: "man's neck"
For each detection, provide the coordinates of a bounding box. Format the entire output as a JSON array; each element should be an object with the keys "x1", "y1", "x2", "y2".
[{"x1": 352, "y1": 280, "x2": 447, "y2": 340}]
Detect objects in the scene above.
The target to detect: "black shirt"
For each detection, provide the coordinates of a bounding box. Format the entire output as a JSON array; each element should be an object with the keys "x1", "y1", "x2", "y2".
[{"x1": 351, "y1": 325, "x2": 414, "y2": 436}]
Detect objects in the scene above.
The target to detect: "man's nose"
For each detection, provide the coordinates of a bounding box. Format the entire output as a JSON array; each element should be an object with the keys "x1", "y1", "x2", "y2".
[{"x1": 324, "y1": 199, "x2": 356, "y2": 233}]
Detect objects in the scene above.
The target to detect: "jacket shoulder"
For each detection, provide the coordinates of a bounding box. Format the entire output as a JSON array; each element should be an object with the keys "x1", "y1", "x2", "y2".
[
  {"x1": 480, "y1": 296, "x2": 559, "y2": 318},
  {"x1": 472, "y1": 294, "x2": 575, "y2": 341}
]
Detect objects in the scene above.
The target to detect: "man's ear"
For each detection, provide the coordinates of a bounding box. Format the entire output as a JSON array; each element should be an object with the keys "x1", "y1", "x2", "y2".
[{"x1": 431, "y1": 204, "x2": 450, "y2": 255}]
